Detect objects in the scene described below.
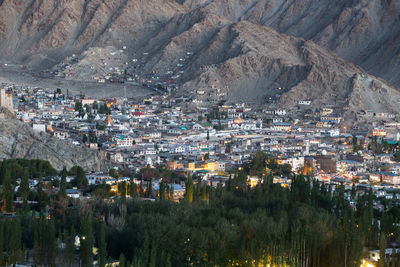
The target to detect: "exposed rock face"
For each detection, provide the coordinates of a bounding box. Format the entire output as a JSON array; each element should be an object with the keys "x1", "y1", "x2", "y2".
[
  {"x1": 0, "y1": 0, "x2": 184, "y2": 68},
  {"x1": 182, "y1": 0, "x2": 400, "y2": 86},
  {"x1": 173, "y1": 20, "x2": 400, "y2": 114},
  {"x1": 0, "y1": 0, "x2": 399, "y2": 113},
  {"x1": 0, "y1": 108, "x2": 108, "y2": 171}
]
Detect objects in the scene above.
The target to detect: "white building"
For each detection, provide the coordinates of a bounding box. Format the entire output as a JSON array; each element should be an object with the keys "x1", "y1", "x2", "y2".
[
  {"x1": 32, "y1": 123, "x2": 46, "y2": 133},
  {"x1": 298, "y1": 100, "x2": 312, "y2": 106},
  {"x1": 275, "y1": 109, "x2": 286, "y2": 116}
]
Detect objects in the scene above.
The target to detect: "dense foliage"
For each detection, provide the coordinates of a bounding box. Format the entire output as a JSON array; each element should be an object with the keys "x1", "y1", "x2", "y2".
[
  {"x1": 1, "y1": 157, "x2": 400, "y2": 266},
  {"x1": 104, "y1": 176, "x2": 377, "y2": 267}
]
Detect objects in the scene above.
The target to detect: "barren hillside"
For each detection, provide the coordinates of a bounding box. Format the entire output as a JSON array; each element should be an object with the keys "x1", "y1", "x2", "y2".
[
  {"x1": 0, "y1": 0, "x2": 399, "y2": 115},
  {"x1": 182, "y1": 0, "x2": 400, "y2": 86}
]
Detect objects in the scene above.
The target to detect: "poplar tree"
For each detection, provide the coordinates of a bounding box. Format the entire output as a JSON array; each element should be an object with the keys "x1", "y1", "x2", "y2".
[
  {"x1": 58, "y1": 167, "x2": 67, "y2": 199},
  {"x1": 0, "y1": 222, "x2": 4, "y2": 266},
  {"x1": 142, "y1": 235, "x2": 150, "y2": 265},
  {"x1": 19, "y1": 169, "x2": 29, "y2": 209},
  {"x1": 119, "y1": 181, "x2": 127, "y2": 200},
  {"x1": 80, "y1": 213, "x2": 94, "y2": 267},
  {"x1": 119, "y1": 253, "x2": 126, "y2": 267},
  {"x1": 202, "y1": 184, "x2": 209, "y2": 202},
  {"x1": 185, "y1": 174, "x2": 194, "y2": 203},
  {"x1": 139, "y1": 182, "x2": 144, "y2": 197},
  {"x1": 133, "y1": 247, "x2": 144, "y2": 267},
  {"x1": 149, "y1": 241, "x2": 157, "y2": 267},
  {"x1": 75, "y1": 166, "x2": 88, "y2": 189},
  {"x1": 9, "y1": 219, "x2": 21, "y2": 264},
  {"x1": 166, "y1": 253, "x2": 172, "y2": 267},
  {"x1": 3, "y1": 170, "x2": 13, "y2": 212},
  {"x1": 379, "y1": 233, "x2": 387, "y2": 267},
  {"x1": 195, "y1": 177, "x2": 202, "y2": 201},
  {"x1": 65, "y1": 225, "x2": 76, "y2": 267},
  {"x1": 170, "y1": 185, "x2": 174, "y2": 201},
  {"x1": 130, "y1": 181, "x2": 138, "y2": 198},
  {"x1": 45, "y1": 219, "x2": 56, "y2": 266},
  {"x1": 98, "y1": 224, "x2": 107, "y2": 267},
  {"x1": 37, "y1": 180, "x2": 47, "y2": 211},
  {"x1": 147, "y1": 178, "x2": 153, "y2": 198},
  {"x1": 33, "y1": 228, "x2": 40, "y2": 265},
  {"x1": 159, "y1": 182, "x2": 166, "y2": 200}
]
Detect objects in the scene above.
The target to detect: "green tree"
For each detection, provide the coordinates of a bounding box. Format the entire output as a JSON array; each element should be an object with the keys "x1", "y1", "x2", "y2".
[
  {"x1": 119, "y1": 181, "x2": 127, "y2": 200},
  {"x1": 149, "y1": 241, "x2": 157, "y2": 267},
  {"x1": 75, "y1": 101, "x2": 83, "y2": 112},
  {"x1": 8, "y1": 219, "x2": 21, "y2": 264},
  {"x1": 166, "y1": 253, "x2": 172, "y2": 267},
  {"x1": 65, "y1": 226, "x2": 76, "y2": 267},
  {"x1": 109, "y1": 168, "x2": 119, "y2": 178},
  {"x1": 45, "y1": 219, "x2": 56, "y2": 266},
  {"x1": 80, "y1": 213, "x2": 94, "y2": 267},
  {"x1": 33, "y1": 228, "x2": 40, "y2": 265},
  {"x1": 130, "y1": 181, "x2": 138, "y2": 198},
  {"x1": 119, "y1": 252, "x2": 126, "y2": 267},
  {"x1": 74, "y1": 166, "x2": 88, "y2": 189},
  {"x1": 58, "y1": 167, "x2": 67, "y2": 199},
  {"x1": 84, "y1": 104, "x2": 91, "y2": 114},
  {"x1": 3, "y1": 170, "x2": 13, "y2": 212},
  {"x1": 146, "y1": 179, "x2": 153, "y2": 198},
  {"x1": 98, "y1": 224, "x2": 107, "y2": 267},
  {"x1": 185, "y1": 174, "x2": 194, "y2": 203},
  {"x1": 33, "y1": 217, "x2": 55, "y2": 266},
  {"x1": 19, "y1": 169, "x2": 29, "y2": 209},
  {"x1": 37, "y1": 179, "x2": 49, "y2": 211},
  {"x1": 159, "y1": 182, "x2": 166, "y2": 200},
  {"x1": 379, "y1": 233, "x2": 387, "y2": 267},
  {"x1": 0, "y1": 222, "x2": 3, "y2": 266},
  {"x1": 75, "y1": 101, "x2": 84, "y2": 117},
  {"x1": 96, "y1": 123, "x2": 106, "y2": 130}
]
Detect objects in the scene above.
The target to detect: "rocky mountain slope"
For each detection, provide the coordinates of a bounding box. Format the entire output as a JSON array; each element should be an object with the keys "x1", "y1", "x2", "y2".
[
  {"x1": 182, "y1": 0, "x2": 400, "y2": 87},
  {"x1": 0, "y1": 0, "x2": 183, "y2": 68},
  {"x1": 0, "y1": 0, "x2": 399, "y2": 114},
  {"x1": 0, "y1": 107, "x2": 108, "y2": 171},
  {"x1": 168, "y1": 18, "x2": 400, "y2": 114}
]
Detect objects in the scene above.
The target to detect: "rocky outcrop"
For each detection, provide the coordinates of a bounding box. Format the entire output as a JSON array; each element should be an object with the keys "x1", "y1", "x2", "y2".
[{"x1": 0, "y1": 107, "x2": 108, "y2": 171}]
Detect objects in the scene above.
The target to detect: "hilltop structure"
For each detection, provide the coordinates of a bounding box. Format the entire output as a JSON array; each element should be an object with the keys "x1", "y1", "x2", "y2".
[{"x1": 0, "y1": 88, "x2": 13, "y2": 112}]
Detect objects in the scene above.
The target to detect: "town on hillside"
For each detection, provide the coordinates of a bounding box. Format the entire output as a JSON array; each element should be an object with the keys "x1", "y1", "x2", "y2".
[
  {"x1": 1, "y1": 83, "x2": 400, "y2": 265},
  {"x1": 2, "y1": 83, "x2": 400, "y2": 195}
]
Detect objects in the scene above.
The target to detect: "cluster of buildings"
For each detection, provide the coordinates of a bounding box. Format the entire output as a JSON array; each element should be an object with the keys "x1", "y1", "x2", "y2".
[
  {"x1": 1, "y1": 82, "x2": 400, "y2": 201},
  {"x1": 4, "y1": 80, "x2": 400, "y2": 265}
]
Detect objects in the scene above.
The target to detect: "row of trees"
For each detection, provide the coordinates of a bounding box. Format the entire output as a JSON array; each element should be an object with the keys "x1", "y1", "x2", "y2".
[
  {"x1": 1, "y1": 155, "x2": 400, "y2": 266},
  {"x1": 1, "y1": 160, "x2": 88, "y2": 213},
  {"x1": 100, "y1": 174, "x2": 383, "y2": 267},
  {"x1": 0, "y1": 211, "x2": 108, "y2": 266},
  {"x1": 74, "y1": 101, "x2": 111, "y2": 115}
]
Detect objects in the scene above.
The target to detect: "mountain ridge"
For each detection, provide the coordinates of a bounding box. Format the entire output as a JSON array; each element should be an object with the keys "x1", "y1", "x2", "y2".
[{"x1": 0, "y1": 0, "x2": 399, "y2": 118}]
